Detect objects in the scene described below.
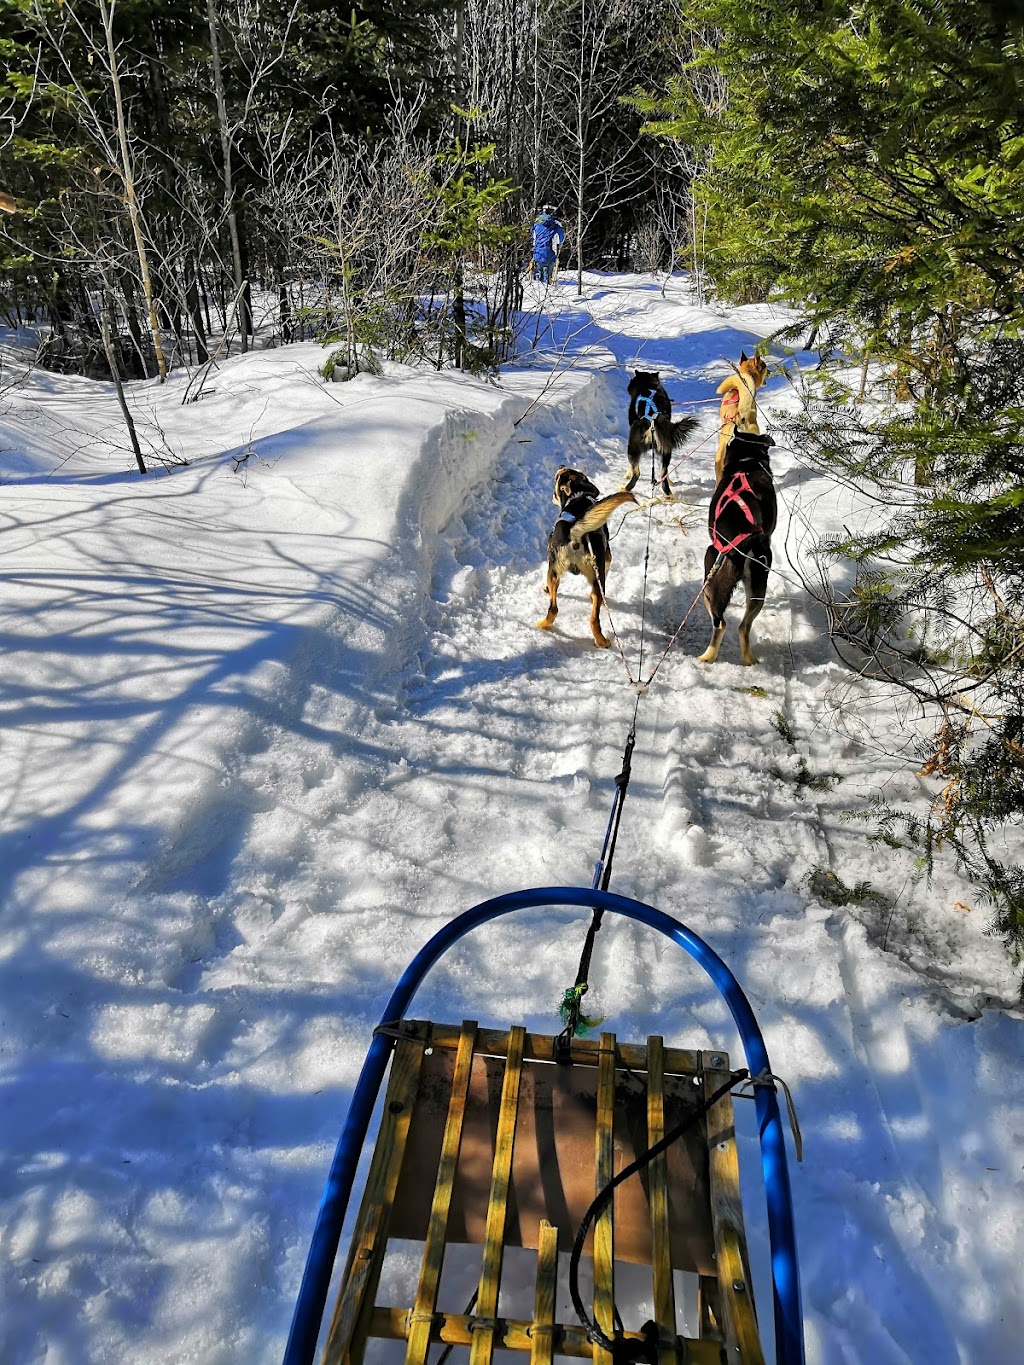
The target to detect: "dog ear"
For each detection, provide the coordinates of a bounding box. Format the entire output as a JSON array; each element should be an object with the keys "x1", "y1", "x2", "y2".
[
  {"x1": 739, "y1": 350, "x2": 748, "y2": 363},
  {"x1": 653, "y1": 371, "x2": 660, "y2": 378}
]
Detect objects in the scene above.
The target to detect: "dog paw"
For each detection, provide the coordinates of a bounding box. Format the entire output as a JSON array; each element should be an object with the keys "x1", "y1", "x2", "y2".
[
  {"x1": 536, "y1": 617, "x2": 556, "y2": 631},
  {"x1": 593, "y1": 635, "x2": 610, "y2": 649},
  {"x1": 741, "y1": 652, "x2": 759, "y2": 666},
  {"x1": 696, "y1": 649, "x2": 717, "y2": 664}
]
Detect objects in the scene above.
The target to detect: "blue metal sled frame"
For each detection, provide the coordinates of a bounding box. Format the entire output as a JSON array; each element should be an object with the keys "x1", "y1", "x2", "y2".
[{"x1": 283, "y1": 887, "x2": 806, "y2": 1365}]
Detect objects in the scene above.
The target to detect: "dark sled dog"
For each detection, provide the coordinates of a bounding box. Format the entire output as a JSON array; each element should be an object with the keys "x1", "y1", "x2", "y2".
[
  {"x1": 537, "y1": 466, "x2": 636, "y2": 648},
  {"x1": 624, "y1": 371, "x2": 698, "y2": 497},
  {"x1": 698, "y1": 430, "x2": 777, "y2": 666}
]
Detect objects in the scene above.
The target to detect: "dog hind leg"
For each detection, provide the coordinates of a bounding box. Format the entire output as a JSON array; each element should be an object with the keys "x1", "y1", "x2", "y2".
[
  {"x1": 584, "y1": 559, "x2": 610, "y2": 648},
  {"x1": 737, "y1": 541, "x2": 771, "y2": 665},
  {"x1": 536, "y1": 566, "x2": 560, "y2": 630},
  {"x1": 654, "y1": 419, "x2": 673, "y2": 497},
  {"x1": 698, "y1": 620, "x2": 727, "y2": 664},
  {"x1": 698, "y1": 548, "x2": 737, "y2": 664},
  {"x1": 623, "y1": 422, "x2": 645, "y2": 491}
]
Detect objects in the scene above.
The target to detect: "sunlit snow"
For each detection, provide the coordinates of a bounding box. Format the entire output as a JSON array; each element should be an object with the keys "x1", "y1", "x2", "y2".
[{"x1": 1, "y1": 275, "x2": 1021, "y2": 1364}]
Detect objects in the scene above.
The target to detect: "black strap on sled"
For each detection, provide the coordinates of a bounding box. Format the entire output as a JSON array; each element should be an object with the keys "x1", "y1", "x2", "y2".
[{"x1": 568, "y1": 1067, "x2": 750, "y2": 1360}]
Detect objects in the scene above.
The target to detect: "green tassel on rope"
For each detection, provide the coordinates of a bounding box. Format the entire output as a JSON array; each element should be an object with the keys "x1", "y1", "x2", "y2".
[{"x1": 558, "y1": 983, "x2": 604, "y2": 1037}]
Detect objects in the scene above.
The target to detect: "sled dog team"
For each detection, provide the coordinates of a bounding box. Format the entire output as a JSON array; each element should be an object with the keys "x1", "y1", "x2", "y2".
[{"x1": 537, "y1": 353, "x2": 775, "y2": 665}]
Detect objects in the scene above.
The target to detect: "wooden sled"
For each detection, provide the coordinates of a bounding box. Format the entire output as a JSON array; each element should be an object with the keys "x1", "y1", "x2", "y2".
[
  {"x1": 321, "y1": 1020, "x2": 763, "y2": 1365},
  {"x1": 283, "y1": 888, "x2": 804, "y2": 1365}
]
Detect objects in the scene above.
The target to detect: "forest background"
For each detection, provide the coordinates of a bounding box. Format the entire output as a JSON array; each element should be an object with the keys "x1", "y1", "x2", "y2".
[{"x1": 1, "y1": 0, "x2": 1023, "y2": 993}]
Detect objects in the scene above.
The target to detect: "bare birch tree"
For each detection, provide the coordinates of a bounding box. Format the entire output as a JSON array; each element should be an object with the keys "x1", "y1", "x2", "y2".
[
  {"x1": 202, "y1": 0, "x2": 301, "y2": 352},
  {"x1": 28, "y1": 0, "x2": 167, "y2": 377}
]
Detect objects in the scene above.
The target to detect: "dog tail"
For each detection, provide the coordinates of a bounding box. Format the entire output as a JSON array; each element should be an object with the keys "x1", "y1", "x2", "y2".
[
  {"x1": 653, "y1": 413, "x2": 699, "y2": 451},
  {"x1": 569, "y1": 490, "x2": 637, "y2": 543}
]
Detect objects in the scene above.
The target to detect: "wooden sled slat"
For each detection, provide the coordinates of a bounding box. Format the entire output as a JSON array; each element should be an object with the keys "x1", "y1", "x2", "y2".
[
  {"x1": 592, "y1": 1032, "x2": 616, "y2": 1365},
  {"x1": 419, "y1": 1021, "x2": 701, "y2": 1078},
  {"x1": 322, "y1": 1035, "x2": 425, "y2": 1365},
  {"x1": 530, "y1": 1220, "x2": 559, "y2": 1365},
  {"x1": 470, "y1": 1024, "x2": 526, "y2": 1365},
  {"x1": 322, "y1": 1022, "x2": 767, "y2": 1365},
  {"x1": 369, "y1": 1306, "x2": 724, "y2": 1364},
  {"x1": 646, "y1": 1035, "x2": 676, "y2": 1365},
  {"x1": 405, "y1": 1019, "x2": 477, "y2": 1365},
  {"x1": 704, "y1": 1050, "x2": 764, "y2": 1365}
]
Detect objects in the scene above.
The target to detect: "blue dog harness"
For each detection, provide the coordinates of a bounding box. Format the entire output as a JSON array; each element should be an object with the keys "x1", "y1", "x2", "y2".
[{"x1": 634, "y1": 393, "x2": 660, "y2": 422}]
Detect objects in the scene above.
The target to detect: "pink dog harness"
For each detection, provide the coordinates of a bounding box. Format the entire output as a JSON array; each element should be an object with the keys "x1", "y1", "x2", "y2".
[{"x1": 711, "y1": 470, "x2": 759, "y2": 556}]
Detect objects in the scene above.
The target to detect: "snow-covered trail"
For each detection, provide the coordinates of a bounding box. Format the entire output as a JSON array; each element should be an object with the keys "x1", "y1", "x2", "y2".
[
  {"x1": 2, "y1": 277, "x2": 1022, "y2": 1365},
  {"x1": 206, "y1": 352, "x2": 1019, "y2": 1360}
]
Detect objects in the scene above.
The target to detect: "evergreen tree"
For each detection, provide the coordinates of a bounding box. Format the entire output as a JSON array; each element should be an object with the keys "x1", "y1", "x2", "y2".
[{"x1": 639, "y1": 0, "x2": 1024, "y2": 985}]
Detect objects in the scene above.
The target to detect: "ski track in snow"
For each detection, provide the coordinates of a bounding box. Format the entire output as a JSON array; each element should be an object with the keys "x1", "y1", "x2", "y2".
[{"x1": 1, "y1": 277, "x2": 1022, "y2": 1364}]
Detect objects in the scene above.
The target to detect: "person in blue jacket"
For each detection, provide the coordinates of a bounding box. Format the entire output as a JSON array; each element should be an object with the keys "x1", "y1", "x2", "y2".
[{"x1": 531, "y1": 205, "x2": 565, "y2": 283}]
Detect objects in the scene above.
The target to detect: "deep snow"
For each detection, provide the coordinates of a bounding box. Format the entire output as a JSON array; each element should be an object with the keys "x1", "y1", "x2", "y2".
[{"x1": 1, "y1": 276, "x2": 1021, "y2": 1364}]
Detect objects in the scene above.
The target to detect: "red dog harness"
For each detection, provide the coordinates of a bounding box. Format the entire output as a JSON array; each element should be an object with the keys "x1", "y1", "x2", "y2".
[
  {"x1": 719, "y1": 388, "x2": 740, "y2": 424},
  {"x1": 711, "y1": 469, "x2": 759, "y2": 556}
]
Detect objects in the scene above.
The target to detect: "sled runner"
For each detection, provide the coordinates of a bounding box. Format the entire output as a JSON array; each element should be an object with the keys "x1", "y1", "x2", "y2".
[{"x1": 283, "y1": 889, "x2": 805, "y2": 1365}]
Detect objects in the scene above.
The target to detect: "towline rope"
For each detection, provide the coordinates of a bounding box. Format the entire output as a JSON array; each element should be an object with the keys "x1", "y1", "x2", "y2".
[{"x1": 555, "y1": 441, "x2": 718, "y2": 1059}]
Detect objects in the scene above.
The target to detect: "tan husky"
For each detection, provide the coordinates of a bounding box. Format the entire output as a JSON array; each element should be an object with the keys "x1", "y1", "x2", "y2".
[
  {"x1": 537, "y1": 467, "x2": 636, "y2": 648},
  {"x1": 715, "y1": 352, "x2": 768, "y2": 482}
]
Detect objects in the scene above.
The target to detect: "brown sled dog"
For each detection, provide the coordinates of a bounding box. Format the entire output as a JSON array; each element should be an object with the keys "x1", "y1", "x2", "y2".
[
  {"x1": 537, "y1": 467, "x2": 636, "y2": 648},
  {"x1": 715, "y1": 351, "x2": 768, "y2": 483},
  {"x1": 624, "y1": 371, "x2": 698, "y2": 497},
  {"x1": 699, "y1": 430, "x2": 776, "y2": 666}
]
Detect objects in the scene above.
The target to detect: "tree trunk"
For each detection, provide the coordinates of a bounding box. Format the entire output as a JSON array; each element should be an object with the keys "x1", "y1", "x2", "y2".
[
  {"x1": 101, "y1": 290, "x2": 146, "y2": 473},
  {"x1": 857, "y1": 348, "x2": 870, "y2": 401},
  {"x1": 238, "y1": 221, "x2": 253, "y2": 345},
  {"x1": 99, "y1": 0, "x2": 166, "y2": 380},
  {"x1": 186, "y1": 272, "x2": 209, "y2": 363},
  {"x1": 118, "y1": 271, "x2": 150, "y2": 377},
  {"x1": 575, "y1": 54, "x2": 585, "y2": 298},
  {"x1": 453, "y1": 267, "x2": 467, "y2": 369},
  {"x1": 895, "y1": 310, "x2": 913, "y2": 401},
  {"x1": 206, "y1": 0, "x2": 248, "y2": 352},
  {"x1": 215, "y1": 269, "x2": 228, "y2": 331},
  {"x1": 201, "y1": 270, "x2": 213, "y2": 334}
]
